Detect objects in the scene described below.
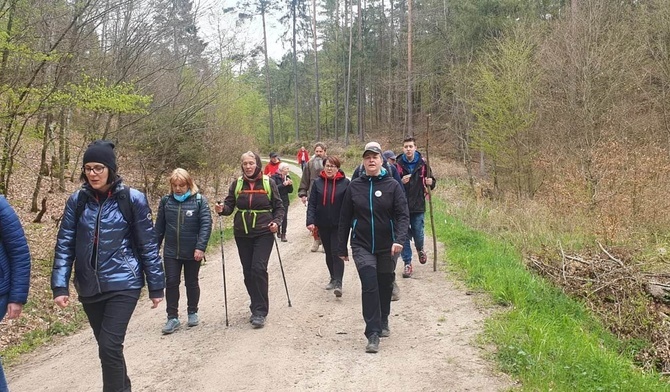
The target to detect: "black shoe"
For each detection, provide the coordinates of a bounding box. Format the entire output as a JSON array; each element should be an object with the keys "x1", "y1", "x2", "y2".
[
  {"x1": 333, "y1": 283, "x2": 342, "y2": 298},
  {"x1": 366, "y1": 333, "x2": 380, "y2": 353},
  {"x1": 381, "y1": 320, "x2": 390, "y2": 338},
  {"x1": 251, "y1": 315, "x2": 266, "y2": 328}
]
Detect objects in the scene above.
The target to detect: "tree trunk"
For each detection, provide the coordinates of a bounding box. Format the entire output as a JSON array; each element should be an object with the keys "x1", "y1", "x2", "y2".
[
  {"x1": 292, "y1": 0, "x2": 300, "y2": 141},
  {"x1": 406, "y1": 0, "x2": 413, "y2": 136},
  {"x1": 311, "y1": 0, "x2": 321, "y2": 140},
  {"x1": 344, "y1": 0, "x2": 354, "y2": 145},
  {"x1": 262, "y1": 7, "x2": 276, "y2": 144}
]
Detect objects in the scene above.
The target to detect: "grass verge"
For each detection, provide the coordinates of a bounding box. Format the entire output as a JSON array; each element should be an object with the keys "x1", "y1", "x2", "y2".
[{"x1": 432, "y1": 198, "x2": 670, "y2": 391}]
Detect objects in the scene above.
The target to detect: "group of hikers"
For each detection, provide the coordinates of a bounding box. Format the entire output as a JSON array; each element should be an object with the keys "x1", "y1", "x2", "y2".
[{"x1": 0, "y1": 138, "x2": 435, "y2": 391}]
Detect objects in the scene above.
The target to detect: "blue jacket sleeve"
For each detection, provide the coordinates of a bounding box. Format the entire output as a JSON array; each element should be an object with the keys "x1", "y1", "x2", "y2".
[
  {"x1": 51, "y1": 192, "x2": 79, "y2": 298},
  {"x1": 0, "y1": 197, "x2": 31, "y2": 304},
  {"x1": 129, "y1": 189, "x2": 165, "y2": 295}
]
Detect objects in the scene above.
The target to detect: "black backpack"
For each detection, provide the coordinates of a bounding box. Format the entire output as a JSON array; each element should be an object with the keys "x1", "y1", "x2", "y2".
[{"x1": 75, "y1": 185, "x2": 140, "y2": 257}]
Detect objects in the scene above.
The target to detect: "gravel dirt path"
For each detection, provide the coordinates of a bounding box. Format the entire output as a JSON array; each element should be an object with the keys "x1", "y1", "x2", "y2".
[{"x1": 6, "y1": 163, "x2": 513, "y2": 392}]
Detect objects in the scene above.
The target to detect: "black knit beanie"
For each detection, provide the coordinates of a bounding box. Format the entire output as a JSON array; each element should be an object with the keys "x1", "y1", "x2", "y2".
[{"x1": 83, "y1": 140, "x2": 117, "y2": 173}]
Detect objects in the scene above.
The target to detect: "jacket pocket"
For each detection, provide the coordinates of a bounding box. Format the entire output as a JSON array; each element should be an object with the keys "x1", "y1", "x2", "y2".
[{"x1": 122, "y1": 252, "x2": 139, "y2": 279}]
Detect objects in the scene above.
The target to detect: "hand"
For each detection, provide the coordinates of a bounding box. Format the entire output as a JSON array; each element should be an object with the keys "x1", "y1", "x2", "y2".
[
  {"x1": 194, "y1": 249, "x2": 205, "y2": 262},
  {"x1": 425, "y1": 178, "x2": 433, "y2": 186},
  {"x1": 300, "y1": 196, "x2": 307, "y2": 205},
  {"x1": 150, "y1": 297, "x2": 163, "y2": 309},
  {"x1": 391, "y1": 243, "x2": 403, "y2": 255},
  {"x1": 339, "y1": 256, "x2": 349, "y2": 261},
  {"x1": 214, "y1": 202, "x2": 224, "y2": 214},
  {"x1": 54, "y1": 295, "x2": 70, "y2": 309},
  {"x1": 306, "y1": 224, "x2": 315, "y2": 233},
  {"x1": 268, "y1": 222, "x2": 279, "y2": 233},
  {"x1": 402, "y1": 175, "x2": 411, "y2": 184},
  {"x1": 6, "y1": 303, "x2": 23, "y2": 319}
]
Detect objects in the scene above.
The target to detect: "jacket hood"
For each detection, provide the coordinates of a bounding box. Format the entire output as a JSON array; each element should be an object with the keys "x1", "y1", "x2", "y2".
[{"x1": 242, "y1": 152, "x2": 263, "y2": 180}]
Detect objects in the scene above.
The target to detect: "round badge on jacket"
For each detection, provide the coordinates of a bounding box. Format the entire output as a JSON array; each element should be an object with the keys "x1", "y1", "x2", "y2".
[{"x1": 375, "y1": 190, "x2": 382, "y2": 197}]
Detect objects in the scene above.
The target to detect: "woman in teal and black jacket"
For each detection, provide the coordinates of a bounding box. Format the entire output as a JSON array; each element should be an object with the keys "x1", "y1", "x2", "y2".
[{"x1": 155, "y1": 168, "x2": 212, "y2": 334}]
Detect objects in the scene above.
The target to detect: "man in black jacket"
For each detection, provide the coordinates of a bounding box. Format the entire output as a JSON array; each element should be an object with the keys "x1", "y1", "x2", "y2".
[
  {"x1": 338, "y1": 142, "x2": 409, "y2": 353},
  {"x1": 396, "y1": 137, "x2": 436, "y2": 278}
]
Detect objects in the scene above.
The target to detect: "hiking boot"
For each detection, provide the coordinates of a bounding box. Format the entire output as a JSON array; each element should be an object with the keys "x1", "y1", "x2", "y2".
[
  {"x1": 281, "y1": 233, "x2": 288, "y2": 242},
  {"x1": 391, "y1": 281, "x2": 400, "y2": 301},
  {"x1": 365, "y1": 333, "x2": 380, "y2": 353},
  {"x1": 251, "y1": 315, "x2": 266, "y2": 329},
  {"x1": 333, "y1": 282, "x2": 342, "y2": 298},
  {"x1": 310, "y1": 238, "x2": 321, "y2": 252},
  {"x1": 381, "y1": 320, "x2": 390, "y2": 338},
  {"x1": 418, "y1": 250, "x2": 428, "y2": 265},
  {"x1": 402, "y1": 264, "x2": 413, "y2": 278},
  {"x1": 161, "y1": 318, "x2": 180, "y2": 334},
  {"x1": 325, "y1": 279, "x2": 336, "y2": 290},
  {"x1": 187, "y1": 313, "x2": 199, "y2": 327}
]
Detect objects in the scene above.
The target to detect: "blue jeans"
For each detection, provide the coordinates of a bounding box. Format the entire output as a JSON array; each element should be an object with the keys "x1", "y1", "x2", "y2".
[
  {"x1": 0, "y1": 295, "x2": 7, "y2": 392},
  {"x1": 402, "y1": 213, "x2": 425, "y2": 265}
]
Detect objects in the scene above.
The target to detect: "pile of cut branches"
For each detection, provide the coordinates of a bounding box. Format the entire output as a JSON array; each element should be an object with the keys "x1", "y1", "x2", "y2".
[{"x1": 528, "y1": 242, "x2": 670, "y2": 373}]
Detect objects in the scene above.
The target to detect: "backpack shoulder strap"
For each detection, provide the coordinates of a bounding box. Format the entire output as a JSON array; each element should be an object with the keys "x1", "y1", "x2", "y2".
[
  {"x1": 262, "y1": 175, "x2": 272, "y2": 200},
  {"x1": 235, "y1": 176, "x2": 244, "y2": 199},
  {"x1": 160, "y1": 195, "x2": 169, "y2": 210},
  {"x1": 118, "y1": 186, "x2": 142, "y2": 258},
  {"x1": 196, "y1": 193, "x2": 202, "y2": 207},
  {"x1": 74, "y1": 190, "x2": 89, "y2": 224},
  {"x1": 117, "y1": 186, "x2": 134, "y2": 224}
]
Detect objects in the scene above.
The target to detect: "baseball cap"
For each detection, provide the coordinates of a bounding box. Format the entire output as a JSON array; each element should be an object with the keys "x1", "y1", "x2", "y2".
[
  {"x1": 362, "y1": 142, "x2": 383, "y2": 157},
  {"x1": 382, "y1": 150, "x2": 396, "y2": 160}
]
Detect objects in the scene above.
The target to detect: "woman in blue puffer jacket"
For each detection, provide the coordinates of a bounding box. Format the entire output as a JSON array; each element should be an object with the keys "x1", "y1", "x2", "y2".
[
  {"x1": 0, "y1": 195, "x2": 31, "y2": 391},
  {"x1": 155, "y1": 168, "x2": 212, "y2": 334},
  {"x1": 52, "y1": 140, "x2": 165, "y2": 392}
]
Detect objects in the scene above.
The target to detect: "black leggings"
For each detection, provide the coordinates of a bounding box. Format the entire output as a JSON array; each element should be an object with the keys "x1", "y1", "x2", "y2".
[
  {"x1": 235, "y1": 234, "x2": 274, "y2": 316},
  {"x1": 164, "y1": 257, "x2": 201, "y2": 319}
]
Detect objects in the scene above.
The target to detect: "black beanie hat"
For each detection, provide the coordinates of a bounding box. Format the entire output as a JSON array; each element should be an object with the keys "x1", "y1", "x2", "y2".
[{"x1": 83, "y1": 140, "x2": 117, "y2": 173}]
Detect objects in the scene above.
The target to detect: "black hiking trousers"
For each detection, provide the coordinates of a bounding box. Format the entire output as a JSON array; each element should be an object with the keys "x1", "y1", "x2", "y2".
[
  {"x1": 235, "y1": 234, "x2": 274, "y2": 317},
  {"x1": 82, "y1": 294, "x2": 138, "y2": 392},
  {"x1": 164, "y1": 257, "x2": 201, "y2": 319},
  {"x1": 351, "y1": 246, "x2": 396, "y2": 338},
  {"x1": 319, "y1": 226, "x2": 344, "y2": 284}
]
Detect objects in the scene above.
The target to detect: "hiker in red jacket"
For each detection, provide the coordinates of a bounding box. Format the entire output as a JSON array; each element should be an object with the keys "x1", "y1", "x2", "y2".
[
  {"x1": 263, "y1": 152, "x2": 281, "y2": 176},
  {"x1": 296, "y1": 146, "x2": 310, "y2": 171}
]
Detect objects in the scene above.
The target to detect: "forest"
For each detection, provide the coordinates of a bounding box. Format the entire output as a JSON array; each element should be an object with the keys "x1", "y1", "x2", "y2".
[{"x1": 1, "y1": 0, "x2": 670, "y2": 384}]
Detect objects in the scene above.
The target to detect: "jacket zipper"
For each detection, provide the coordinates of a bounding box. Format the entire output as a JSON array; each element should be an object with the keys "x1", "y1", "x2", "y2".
[
  {"x1": 93, "y1": 196, "x2": 107, "y2": 294},
  {"x1": 176, "y1": 201, "x2": 182, "y2": 257}
]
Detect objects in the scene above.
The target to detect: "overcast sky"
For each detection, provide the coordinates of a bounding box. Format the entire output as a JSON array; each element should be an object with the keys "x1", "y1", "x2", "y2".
[{"x1": 196, "y1": 0, "x2": 290, "y2": 61}]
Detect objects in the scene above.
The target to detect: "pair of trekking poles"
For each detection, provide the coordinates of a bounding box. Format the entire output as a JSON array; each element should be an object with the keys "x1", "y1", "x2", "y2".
[{"x1": 217, "y1": 214, "x2": 292, "y2": 327}]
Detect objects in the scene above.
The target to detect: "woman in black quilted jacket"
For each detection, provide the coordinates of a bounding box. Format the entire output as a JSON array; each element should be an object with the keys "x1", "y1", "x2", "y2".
[{"x1": 155, "y1": 168, "x2": 212, "y2": 334}]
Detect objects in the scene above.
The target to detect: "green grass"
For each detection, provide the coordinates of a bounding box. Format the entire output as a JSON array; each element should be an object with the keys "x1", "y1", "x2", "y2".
[{"x1": 432, "y1": 198, "x2": 670, "y2": 391}]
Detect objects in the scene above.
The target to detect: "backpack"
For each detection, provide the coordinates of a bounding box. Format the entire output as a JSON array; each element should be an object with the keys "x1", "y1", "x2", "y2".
[
  {"x1": 74, "y1": 185, "x2": 140, "y2": 257},
  {"x1": 234, "y1": 175, "x2": 272, "y2": 200}
]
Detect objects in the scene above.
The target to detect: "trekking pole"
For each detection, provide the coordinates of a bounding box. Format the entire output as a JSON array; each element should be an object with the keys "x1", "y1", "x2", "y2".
[
  {"x1": 273, "y1": 235, "x2": 292, "y2": 307},
  {"x1": 424, "y1": 114, "x2": 438, "y2": 272},
  {"x1": 217, "y1": 210, "x2": 229, "y2": 326}
]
